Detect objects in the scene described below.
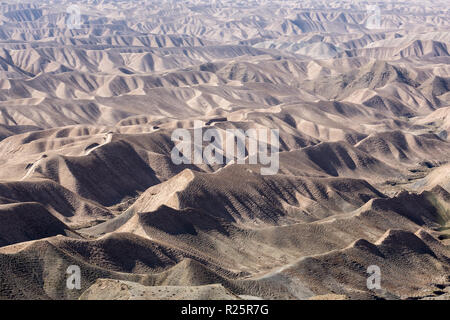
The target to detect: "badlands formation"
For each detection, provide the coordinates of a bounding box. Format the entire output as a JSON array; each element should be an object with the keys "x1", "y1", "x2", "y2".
[{"x1": 0, "y1": 0, "x2": 449, "y2": 300}]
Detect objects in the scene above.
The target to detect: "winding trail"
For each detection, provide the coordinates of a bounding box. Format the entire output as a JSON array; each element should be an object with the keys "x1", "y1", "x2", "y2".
[
  {"x1": 21, "y1": 158, "x2": 45, "y2": 180},
  {"x1": 86, "y1": 132, "x2": 113, "y2": 155}
]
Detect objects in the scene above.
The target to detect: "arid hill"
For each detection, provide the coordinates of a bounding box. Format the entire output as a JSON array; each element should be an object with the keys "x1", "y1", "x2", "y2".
[{"x1": 0, "y1": 0, "x2": 449, "y2": 300}]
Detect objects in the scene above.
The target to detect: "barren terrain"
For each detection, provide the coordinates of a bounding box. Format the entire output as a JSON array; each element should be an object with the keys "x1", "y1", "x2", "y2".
[{"x1": 0, "y1": 0, "x2": 449, "y2": 300}]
